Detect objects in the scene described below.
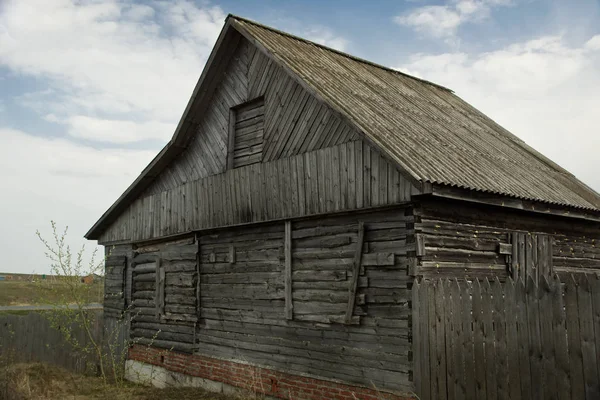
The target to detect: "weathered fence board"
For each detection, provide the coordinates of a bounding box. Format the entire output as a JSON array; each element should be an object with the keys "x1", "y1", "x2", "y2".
[{"x1": 413, "y1": 274, "x2": 600, "y2": 400}]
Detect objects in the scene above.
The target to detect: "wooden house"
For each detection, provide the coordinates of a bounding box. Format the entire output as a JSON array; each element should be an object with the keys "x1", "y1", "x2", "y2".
[{"x1": 86, "y1": 15, "x2": 600, "y2": 400}]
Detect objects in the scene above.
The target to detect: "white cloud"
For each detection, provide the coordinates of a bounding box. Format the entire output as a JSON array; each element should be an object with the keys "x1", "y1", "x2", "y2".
[
  {"x1": 0, "y1": 128, "x2": 156, "y2": 274},
  {"x1": 0, "y1": 0, "x2": 225, "y2": 142},
  {"x1": 395, "y1": 0, "x2": 512, "y2": 40},
  {"x1": 398, "y1": 34, "x2": 600, "y2": 192},
  {"x1": 65, "y1": 115, "x2": 174, "y2": 143}
]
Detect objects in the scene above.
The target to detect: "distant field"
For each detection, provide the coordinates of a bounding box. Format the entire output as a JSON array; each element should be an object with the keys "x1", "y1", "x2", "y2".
[{"x1": 0, "y1": 280, "x2": 103, "y2": 306}]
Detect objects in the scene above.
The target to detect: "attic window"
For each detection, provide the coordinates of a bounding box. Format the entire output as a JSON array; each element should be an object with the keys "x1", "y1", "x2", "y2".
[{"x1": 227, "y1": 97, "x2": 265, "y2": 169}]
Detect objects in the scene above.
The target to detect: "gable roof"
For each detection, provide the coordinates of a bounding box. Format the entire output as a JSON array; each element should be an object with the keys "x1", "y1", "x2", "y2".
[{"x1": 86, "y1": 15, "x2": 600, "y2": 240}]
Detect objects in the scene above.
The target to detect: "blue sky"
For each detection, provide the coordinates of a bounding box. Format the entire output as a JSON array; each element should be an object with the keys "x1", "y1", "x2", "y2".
[{"x1": 1, "y1": 0, "x2": 600, "y2": 274}]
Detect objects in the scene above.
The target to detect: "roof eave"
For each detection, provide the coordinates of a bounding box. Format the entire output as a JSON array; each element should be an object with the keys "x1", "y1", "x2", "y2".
[{"x1": 85, "y1": 18, "x2": 241, "y2": 240}]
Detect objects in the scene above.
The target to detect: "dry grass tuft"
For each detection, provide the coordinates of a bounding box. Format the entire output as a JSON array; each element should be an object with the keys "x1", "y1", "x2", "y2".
[{"x1": 0, "y1": 363, "x2": 246, "y2": 400}]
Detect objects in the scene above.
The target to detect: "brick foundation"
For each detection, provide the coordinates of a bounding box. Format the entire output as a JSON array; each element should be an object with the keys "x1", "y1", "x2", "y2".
[{"x1": 128, "y1": 345, "x2": 413, "y2": 400}]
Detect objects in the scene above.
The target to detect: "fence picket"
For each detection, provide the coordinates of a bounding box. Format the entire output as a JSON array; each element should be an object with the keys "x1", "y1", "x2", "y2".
[
  {"x1": 420, "y1": 278, "x2": 432, "y2": 400},
  {"x1": 526, "y1": 275, "x2": 543, "y2": 399},
  {"x1": 449, "y1": 280, "x2": 466, "y2": 400},
  {"x1": 483, "y1": 279, "x2": 498, "y2": 400},
  {"x1": 591, "y1": 274, "x2": 600, "y2": 398},
  {"x1": 461, "y1": 280, "x2": 477, "y2": 399},
  {"x1": 412, "y1": 279, "x2": 422, "y2": 399},
  {"x1": 472, "y1": 280, "x2": 487, "y2": 399},
  {"x1": 539, "y1": 276, "x2": 557, "y2": 400},
  {"x1": 434, "y1": 280, "x2": 448, "y2": 400},
  {"x1": 444, "y1": 280, "x2": 456, "y2": 400},
  {"x1": 516, "y1": 277, "x2": 533, "y2": 399},
  {"x1": 565, "y1": 275, "x2": 585, "y2": 400},
  {"x1": 504, "y1": 278, "x2": 522, "y2": 400},
  {"x1": 492, "y1": 277, "x2": 509, "y2": 400},
  {"x1": 577, "y1": 275, "x2": 600, "y2": 399},
  {"x1": 551, "y1": 274, "x2": 571, "y2": 400}
]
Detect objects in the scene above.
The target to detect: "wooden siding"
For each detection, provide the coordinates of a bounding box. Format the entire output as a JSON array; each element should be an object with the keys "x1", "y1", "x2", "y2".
[
  {"x1": 99, "y1": 141, "x2": 418, "y2": 244},
  {"x1": 104, "y1": 245, "x2": 132, "y2": 318},
  {"x1": 230, "y1": 98, "x2": 264, "y2": 168},
  {"x1": 141, "y1": 38, "x2": 360, "y2": 198},
  {"x1": 196, "y1": 208, "x2": 414, "y2": 392},
  {"x1": 412, "y1": 199, "x2": 600, "y2": 279},
  {"x1": 129, "y1": 236, "x2": 198, "y2": 353}
]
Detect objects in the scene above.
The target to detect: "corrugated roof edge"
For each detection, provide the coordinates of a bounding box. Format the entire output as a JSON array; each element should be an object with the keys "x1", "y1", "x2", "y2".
[
  {"x1": 227, "y1": 14, "x2": 453, "y2": 94},
  {"x1": 429, "y1": 180, "x2": 600, "y2": 211}
]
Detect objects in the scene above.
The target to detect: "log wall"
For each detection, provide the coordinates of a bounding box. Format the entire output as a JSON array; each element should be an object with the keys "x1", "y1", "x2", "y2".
[
  {"x1": 99, "y1": 141, "x2": 418, "y2": 244},
  {"x1": 413, "y1": 199, "x2": 600, "y2": 280},
  {"x1": 195, "y1": 207, "x2": 414, "y2": 392}
]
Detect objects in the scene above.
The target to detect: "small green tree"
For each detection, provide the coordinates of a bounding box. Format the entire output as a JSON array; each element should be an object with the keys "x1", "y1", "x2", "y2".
[{"x1": 36, "y1": 221, "x2": 112, "y2": 383}]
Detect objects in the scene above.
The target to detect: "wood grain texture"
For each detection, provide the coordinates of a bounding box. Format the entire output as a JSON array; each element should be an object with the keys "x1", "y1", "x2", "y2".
[{"x1": 99, "y1": 141, "x2": 416, "y2": 244}]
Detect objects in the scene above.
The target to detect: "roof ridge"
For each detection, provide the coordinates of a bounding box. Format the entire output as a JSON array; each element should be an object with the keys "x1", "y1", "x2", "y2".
[{"x1": 227, "y1": 14, "x2": 453, "y2": 93}]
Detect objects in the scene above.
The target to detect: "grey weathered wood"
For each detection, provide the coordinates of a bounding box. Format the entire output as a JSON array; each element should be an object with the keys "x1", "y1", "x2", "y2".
[
  {"x1": 345, "y1": 221, "x2": 365, "y2": 324},
  {"x1": 284, "y1": 220, "x2": 293, "y2": 320},
  {"x1": 412, "y1": 279, "x2": 422, "y2": 398},
  {"x1": 577, "y1": 275, "x2": 600, "y2": 399},
  {"x1": 565, "y1": 275, "x2": 585, "y2": 400},
  {"x1": 472, "y1": 279, "x2": 487, "y2": 399},
  {"x1": 505, "y1": 278, "x2": 522, "y2": 400},
  {"x1": 539, "y1": 276, "x2": 557, "y2": 400},
  {"x1": 482, "y1": 279, "x2": 497, "y2": 400}
]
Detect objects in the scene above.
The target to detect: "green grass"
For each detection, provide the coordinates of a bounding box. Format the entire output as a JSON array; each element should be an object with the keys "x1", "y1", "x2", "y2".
[{"x1": 0, "y1": 280, "x2": 103, "y2": 306}]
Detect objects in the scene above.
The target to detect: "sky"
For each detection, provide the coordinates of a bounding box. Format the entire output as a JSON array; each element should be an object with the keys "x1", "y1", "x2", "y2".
[{"x1": 1, "y1": 0, "x2": 599, "y2": 274}]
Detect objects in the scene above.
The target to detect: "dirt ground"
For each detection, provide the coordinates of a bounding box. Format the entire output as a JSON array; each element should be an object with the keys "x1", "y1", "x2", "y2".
[{"x1": 0, "y1": 363, "x2": 251, "y2": 400}]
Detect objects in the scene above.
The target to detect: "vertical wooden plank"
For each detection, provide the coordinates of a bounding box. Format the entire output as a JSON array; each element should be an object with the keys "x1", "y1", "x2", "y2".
[
  {"x1": 284, "y1": 220, "x2": 293, "y2": 320},
  {"x1": 492, "y1": 278, "x2": 508, "y2": 400},
  {"x1": 434, "y1": 280, "x2": 448, "y2": 400},
  {"x1": 472, "y1": 279, "x2": 487, "y2": 400},
  {"x1": 539, "y1": 276, "x2": 557, "y2": 400},
  {"x1": 462, "y1": 280, "x2": 476, "y2": 400},
  {"x1": 565, "y1": 275, "x2": 585, "y2": 400},
  {"x1": 355, "y1": 141, "x2": 364, "y2": 209},
  {"x1": 444, "y1": 280, "x2": 457, "y2": 400},
  {"x1": 450, "y1": 280, "x2": 466, "y2": 400},
  {"x1": 551, "y1": 274, "x2": 571, "y2": 400},
  {"x1": 527, "y1": 275, "x2": 543, "y2": 399},
  {"x1": 196, "y1": 235, "x2": 201, "y2": 319},
  {"x1": 504, "y1": 278, "x2": 522, "y2": 400},
  {"x1": 412, "y1": 279, "x2": 422, "y2": 399},
  {"x1": 428, "y1": 281, "x2": 439, "y2": 400},
  {"x1": 516, "y1": 277, "x2": 532, "y2": 399},
  {"x1": 420, "y1": 279, "x2": 432, "y2": 400},
  {"x1": 577, "y1": 275, "x2": 600, "y2": 399},
  {"x1": 592, "y1": 274, "x2": 600, "y2": 399},
  {"x1": 518, "y1": 233, "x2": 526, "y2": 283},
  {"x1": 482, "y1": 279, "x2": 498, "y2": 400},
  {"x1": 345, "y1": 221, "x2": 365, "y2": 323},
  {"x1": 347, "y1": 142, "x2": 356, "y2": 209}
]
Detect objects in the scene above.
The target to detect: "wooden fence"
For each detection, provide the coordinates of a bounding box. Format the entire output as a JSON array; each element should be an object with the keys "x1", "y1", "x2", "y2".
[
  {"x1": 0, "y1": 310, "x2": 106, "y2": 374},
  {"x1": 412, "y1": 274, "x2": 600, "y2": 400}
]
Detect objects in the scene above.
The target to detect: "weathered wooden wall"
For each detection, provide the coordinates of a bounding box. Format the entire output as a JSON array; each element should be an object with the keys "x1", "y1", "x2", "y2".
[
  {"x1": 141, "y1": 38, "x2": 359, "y2": 198},
  {"x1": 129, "y1": 237, "x2": 198, "y2": 353},
  {"x1": 413, "y1": 275, "x2": 600, "y2": 400},
  {"x1": 99, "y1": 141, "x2": 418, "y2": 244},
  {"x1": 194, "y1": 207, "x2": 414, "y2": 392},
  {"x1": 412, "y1": 199, "x2": 600, "y2": 279}
]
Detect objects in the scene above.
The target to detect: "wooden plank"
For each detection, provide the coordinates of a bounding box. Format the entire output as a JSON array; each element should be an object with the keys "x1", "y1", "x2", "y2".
[
  {"x1": 551, "y1": 274, "x2": 571, "y2": 400},
  {"x1": 434, "y1": 280, "x2": 448, "y2": 400},
  {"x1": 412, "y1": 279, "x2": 422, "y2": 398},
  {"x1": 492, "y1": 278, "x2": 509, "y2": 400},
  {"x1": 345, "y1": 221, "x2": 365, "y2": 324},
  {"x1": 461, "y1": 280, "x2": 476, "y2": 400},
  {"x1": 539, "y1": 276, "x2": 557, "y2": 400},
  {"x1": 577, "y1": 275, "x2": 600, "y2": 399},
  {"x1": 472, "y1": 279, "x2": 487, "y2": 400},
  {"x1": 526, "y1": 275, "x2": 543, "y2": 400},
  {"x1": 504, "y1": 277, "x2": 522, "y2": 400},
  {"x1": 428, "y1": 281, "x2": 439, "y2": 400},
  {"x1": 450, "y1": 279, "x2": 466, "y2": 400},
  {"x1": 592, "y1": 274, "x2": 600, "y2": 400},
  {"x1": 419, "y1": 279, "x2": 431, "y2": 400},
  {"x1": 515, "y1": 277, "x2": 532, "y2": 399},
  {"x1": 482, "y1": 279, "x2": 497, "y2": 400},
  {"x1": 564, "y1": 275, "x2": 585, "y2": 400},
  {"x1": 444, "y1": 280, "x2": 456, "y2": 400},
  {"x1": 285, "y1": 220, "x2": 293, "y2": 320}
]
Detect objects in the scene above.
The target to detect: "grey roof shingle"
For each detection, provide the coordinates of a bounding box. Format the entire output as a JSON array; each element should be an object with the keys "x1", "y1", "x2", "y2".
[{"x1": 233, "y1": 16, "x2": 600, "y2": 211}]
